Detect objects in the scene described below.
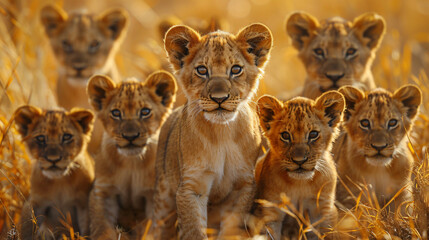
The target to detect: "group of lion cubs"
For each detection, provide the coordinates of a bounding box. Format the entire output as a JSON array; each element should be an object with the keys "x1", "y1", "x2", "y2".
[{"x1": 13, "y1": 4, "x2": 422, "y2": 240}]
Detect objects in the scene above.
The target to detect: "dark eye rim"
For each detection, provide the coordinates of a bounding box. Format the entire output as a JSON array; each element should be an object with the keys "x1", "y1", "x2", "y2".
[
  {"x1": 313, "y1": 48, "x2": 325, "y2": 57},
  {"x1": 35, "y1": 135, "x2": 46, "y2": 143},
  {"x1": 62, "y1": 133, "x2": 73, "y2": 142},
  {"x1": 140, "y1": 108, "x2": 152, "y2": 118},
  {"x1": 88, "y1": 40, "x2": 100, "y2": 52},
  {"x1": 308, "y1": 130, "x2": 319, "y2": 140},
  {"x1": 111, "y1": 109, "x2": 121, "y2": 119},
  {"x1": 388, "y1": 119, "x2": 398, "y2": 129},
  {"x1": 195, "y1": 65, "x2": 209, "y2": 77},
  {"x1": 346, "y1": 47, "x2": 357, "y2": 57},
  {"x1": 360, "y1": 119, "x2": 371, "y2": 129},
  {"x1": 280, "y1": 131, "x2": 291, "y2": 142},
  {"x1": 230, "y1": 65, "x2": 243, "y2": 76}
]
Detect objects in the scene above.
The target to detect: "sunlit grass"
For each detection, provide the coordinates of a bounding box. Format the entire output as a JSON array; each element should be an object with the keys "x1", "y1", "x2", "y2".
[{"x1": 1, "y1": 0, "x2": 428, "y2": 239}]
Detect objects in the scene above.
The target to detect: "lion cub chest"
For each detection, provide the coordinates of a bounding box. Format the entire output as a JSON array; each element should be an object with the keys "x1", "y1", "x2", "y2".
[
  {"x1": 113, "y1": 155, "x2": 155, "y2": 210},
  {"x1": 204, "y1": 138, "x2": 253, "y2": 204}
]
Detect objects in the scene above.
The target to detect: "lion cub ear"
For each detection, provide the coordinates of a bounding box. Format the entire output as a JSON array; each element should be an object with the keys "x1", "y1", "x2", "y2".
[
  {"x1": 338, "y1": 86, "x2": 365, "y2": 121},
  {"x1": 145, "y1": 71, "x2": 178, "y2": 108},
  {"x1": 13, "y1": 105, "x2": 43, "y2": 137},
  {"x1": 97, "y1": 8, "x2": 128, "y2": 40},
  {"x1": 40, "y1": 5, "x2": 68, "y2": 37},
  {"x1": 286, "y1": 12, "x2": 319, "y2": 51},
  {"x1": 352, "y1": 13, "x2": 385, "y2": 50},
  {"x1": 68, "y1": 108, "x2": 95, "y2": 135},
  {"x1": 236, "y1": 23, "x2": 273, "y2": 68},
  {"x1": 315, "y1": 91, "x2": 345, "y2": 128},
  {"x1": 164, "y1": 25, "x2": 201, "y2": 71},
  {"x1": 257, "y1": 95, "x2": 283, "y2": 132},
  {"x1": 158, "y1": 16, "x2": 182, "y2": 41},
  {"x1": 393, "y1": 84, "x2": 422, "y2": 120},
  {"x1": 87, "y1": 75, "x2": 116, "y2": 111}
]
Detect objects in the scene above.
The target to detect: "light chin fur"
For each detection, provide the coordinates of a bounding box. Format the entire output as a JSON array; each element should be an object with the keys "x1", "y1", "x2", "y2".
[
  {"x1": 66, "y1": 77, "x2": 89, "y2": 87},
  {"x1": 203, "y1": 111, "x2": 238, "y2": 124},
  {"x1": 117, "y1": 146, "x2": 147, "y2": 156},
  {"x1": 42, "y1": 168, "x2": 69, "y2": 179},
  {"x1": 288, "y1": 170, "x2": 315, "y2": 180},
  {"x1": 365, "y1": 156, "x2": 393, "y2": 166}
]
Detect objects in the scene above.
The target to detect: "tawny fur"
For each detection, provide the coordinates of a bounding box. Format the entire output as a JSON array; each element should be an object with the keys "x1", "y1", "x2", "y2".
[
  {"x1": 40, "y1": 5, "x2": 128, "y2": 154},
  {"x1": 86, "y1": 71, "x2": 176, "y2": 240},
  {"x1": 14, "y1": 106, "x2": 95, "y2": 240},
  {"x1": 153, "y1": 23, "x2": 273, "y2": 240},
  {"x1": 285, "y1": 12, "x2": 385, "y2": 99},
  {"x1": 334, "y1": 85, "x2": 422, "y2": 214},
  {"x1": 253, "y1": 93, "x2": 344, "y2": 239}
]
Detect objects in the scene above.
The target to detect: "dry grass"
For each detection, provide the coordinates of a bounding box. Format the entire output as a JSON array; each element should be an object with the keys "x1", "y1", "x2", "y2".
[{"x1": 0, "y1": 0, "x2": 428, "y2": 239}]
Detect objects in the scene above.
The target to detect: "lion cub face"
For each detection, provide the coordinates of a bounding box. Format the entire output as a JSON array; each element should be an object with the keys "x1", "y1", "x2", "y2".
[
  {"x1": 287, "y1": 12, "x2": 385, "y2": 92},
  {"x1": 14, "y1": 106, "x2": 94, "y2": 179},
  {"x1": 41, "y1": 5, "x2": 128, "y2": 82},
  {"x1": 87, "y1": 71, "x2": 177, "y2": 156},
  {"x1": 257, "y1": 92, "x2": 344, "y2": 180},
  {"x1": 164, "y1": 23, "x2": 272, "y2": 124},
  {"x1": 339, "y1": 85, "x2": 421, "y2": 166}
]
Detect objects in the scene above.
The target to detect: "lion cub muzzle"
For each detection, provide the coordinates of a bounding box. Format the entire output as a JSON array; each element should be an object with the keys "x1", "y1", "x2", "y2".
[
  {"x1": 207, "y1": 77, "x2": 232, "y2": 108},
  {"x1": 320, "y1": 59, "x2": 346, "y2": 91}
]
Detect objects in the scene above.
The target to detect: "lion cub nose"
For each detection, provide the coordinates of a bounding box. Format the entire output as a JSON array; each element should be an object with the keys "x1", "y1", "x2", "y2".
[
  {"x1": 325, "y1": 73, "x2": 344, "y2": 83},
  {"x1": 371, "y1": 143, "x2": 388, "y2": 152},
  {"x1": 45, "y1": 155, "x2": 62, "y2": 163},
  {"x1": 210, "y1": 93, "x2": 230, "y2": 104},
  {"x1": 292, "y1": 157, "x2": 308, "y2": 166},
  {"x1": 122, "y1": 132, "x2": 140, "y2": 142}
]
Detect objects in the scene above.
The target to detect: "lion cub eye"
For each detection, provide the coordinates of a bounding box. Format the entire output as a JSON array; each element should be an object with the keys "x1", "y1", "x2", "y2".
[
  {"x1": 140, "y1": 108, "x2": 151, "y2": 118},
  {"x1": 280, "y1": 132, "x2": 291, "y2": 142},
  {"x1": 35, "y1": 135, "x2": 46, "y2": 144},
  {"x1": 62, "y1": 40, "x2": 73, "y2": 54},
  {"x1": 313, "y1": 48, "x2": 325, "y2": 58},
  {"x1": 196, "y1": 65, "x2": 208, "y2": 77},
  {"x1": 360, "y1": 119, "x2": 371, "y2": 129},
  {"x1": 111, "y1": 109, "x2": 121, "y2": 119},
  {"x1": 62, "y1": 133, "x2": 73, "y2": 143},
  {"x1": 230, "y1": 65, "x2": 243, "y2": 76},
  {"x1": 88, "y1": 40, "x2": 100, "y2": 54},
  {"x1": 308, "y1": 130, "x2": 319, "y2": 141},
  {"x1": 345, "y1": 48, "x2": 357, "y2": 58},
  {"x1": 388, "y1": 119, "x2": 398, "y2": 129}
]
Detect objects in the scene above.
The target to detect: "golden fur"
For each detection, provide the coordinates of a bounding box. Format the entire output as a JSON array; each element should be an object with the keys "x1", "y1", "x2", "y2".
[
  {"x1": 86, "y1": 71, "x2": 176, "y2": 240},
  {"x1": 40, "y1": 5, "x2": 128, "y2": 154},
  {"x1": 152, "y1": 24, "x2": 272, "y2": 239},
  {"x1": 253, "y1": 92, "x2": 344, "y2": 239},
  {"x1": 334, "y1": 85, "x2": 422, "y2": 213},
  {"x1": 14, "y1": 106, "x2": 94, "y2": 239},
  {"x1": 286, "y1": 12, "x2": 385, "y2": 99}
]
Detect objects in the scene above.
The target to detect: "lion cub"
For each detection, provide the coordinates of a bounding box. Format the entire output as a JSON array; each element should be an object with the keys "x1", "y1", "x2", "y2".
[
  {"x1": 86, "y1": 71, "x2": 177, "y2": 240},
  {"x1": 253, "y1": 92, "x2": 344, "y2": 239},
  {"x1": 153, "y1": 24, "x2": 272, "y2": 239},
  {"x1": 286, "y1": 12, "x2": 385, "y2": 99},
  {"x1": 14, "y1": 106, "x2": 94, "y2": 239},
  {"x1": 335, "y1": 85, "x2": 422, "y2": 213},
  {"x1": 40, "y1": 5, "x2": 128, "y2": 110}
]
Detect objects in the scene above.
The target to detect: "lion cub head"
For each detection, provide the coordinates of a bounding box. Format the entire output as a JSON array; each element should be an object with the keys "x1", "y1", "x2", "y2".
[
  {"x1": 41, "y1": 5, "x2": 128, "y2": 82},
  {"x1": 87, "y1": 71, "x2": 177, "y2": 156},
  {"x1": 286, "y1": 12, "x2": 385, "y2": 94},
  {"x1": 14, "y1": 106, "x2": 94, "y2": 179},
  {"x1": 257, "y1": 92, "x2": 344, "y2": 179},
  {"x1": 164, "y1": 23, "x2": 272, "y2": 124},
  {"x1": 339, "y1": 85, "x2": 421, "y2": 166}
]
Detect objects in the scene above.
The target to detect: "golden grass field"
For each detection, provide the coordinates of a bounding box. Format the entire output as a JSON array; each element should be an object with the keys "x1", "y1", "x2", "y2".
[{"x1": 0, "y1": 0, "x2": 429, "y2": 239}]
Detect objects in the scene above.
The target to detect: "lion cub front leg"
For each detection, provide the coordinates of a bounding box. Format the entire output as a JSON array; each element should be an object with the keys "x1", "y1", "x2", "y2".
[
  {"x1": 176, "y1": 170, "x2": 214, "y2": 240},
  {"x1": 89, "y1": 188, "x2": 119, "y2": 240}
]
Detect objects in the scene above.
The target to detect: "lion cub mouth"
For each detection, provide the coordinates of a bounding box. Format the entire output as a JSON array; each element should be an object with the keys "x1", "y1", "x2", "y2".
[
  {"x1": 365, "y1": 154, "x2": 393, "y2": 166},
  {"x1": 287, "y1": 167, "x2": 316, "y2": 180},
  {"x1": 117, "y1": 143, "x2": 147, "y2": 156}
]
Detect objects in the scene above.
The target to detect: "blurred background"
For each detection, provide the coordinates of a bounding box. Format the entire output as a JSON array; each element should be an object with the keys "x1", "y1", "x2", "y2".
[{"x1": 1, "y1": 0, "x2": 429, "y2": 237}]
